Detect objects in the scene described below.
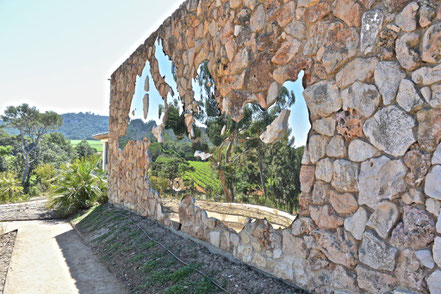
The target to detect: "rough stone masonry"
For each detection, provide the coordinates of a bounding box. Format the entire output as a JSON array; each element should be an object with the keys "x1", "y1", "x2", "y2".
[{"x1": 107, "y1": 0, "x2": 441, "y2": 293}]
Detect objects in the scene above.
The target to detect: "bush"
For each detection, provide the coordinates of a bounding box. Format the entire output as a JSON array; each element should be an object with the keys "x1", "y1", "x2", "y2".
[
  {"x1": 0, "y1": 172, "x2": 24, "y2": 203},
  {"x1": 49, "y1": 155, "x2": 107, "y2": 216},
  {"x1": 34, "y1": 163, "x2": 57, "y2": 193}
]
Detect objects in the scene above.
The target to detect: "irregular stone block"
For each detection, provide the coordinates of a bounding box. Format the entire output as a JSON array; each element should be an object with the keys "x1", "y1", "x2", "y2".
[
  {"x1": 404, "y1": 149, "x2": 431, "y2": 188},
  {"x1": 331, "y1": 159, "x2": 358, "y2": 193},
  {"x1": 433, "y1": 143, "x2": 441, "y2": 165},
  {"x1": 308, "y1": 135, "x2": 329, "y2": 164},
  {"x1": 336, "y1": 57, "x2": 378, "y2": 89},
  {"x1": 363, "y1": 105, "x2": 416, "y2": 157},
  {"x1": 427, "y1": 270, "x2": 441, "y2": 294},
  {"x1": 348, "y1": 139, "x2": 380, "y2": 162},
  {"x1": 433, "y1": 236, "x2": 441, "y2": 267},
  {"x1": 344, "y1": 207, "x2": 367, "y2": 240},
  {"x1": 260, "y1": 109, "x2": 290, "y2": 143},
  {"x1": 360, "y1": 9, "x2": 384, "y2": 53},
  {"x1": 282, "y1": 230, "x2": 308, "y2": 258},
  {"x1": 315, "y1": 158, "x2": 333, "y2": 183},
  {"x1": 396, "y1": 32, "x2": 420, "y2": 71},
  {"x1": 394, "y1": 2, "x2": 418, "y2": 32},
  {"x1": 425, "y1": 165, "x2": 441, "y2": 200},
  {"x1": 359, "y1": 230, "x2": 398, "y2": 271},
  {"x1": 358, "y1": 156, "x2": 407, "y2": 208},
  {"x1": 291, "y1": 217, "x2": 315, "y2": 236},
  {"x1": 396, "y1": 79, "x2": 424, "y2": 112},
  {"x1": 391, "y1": 206, "x2": 435, "y2": 250},
  {"x1": 300, "y1": 165, "x2": 315, "y2": 193},
  {"x1": 415, "y1": 249, "x2": 435, "y2": 269},
  {"x1": 303, "y1": 81, "x2": 342, "y2": 118},
  {"x1": 326, "y1": 135, "x2": 346, "y2": 158},
  {"x1": 367, "y1": 201, "x2": 399, "y2": 239},
  {"x1": 312, "y1": 116, "x2": 335, "y2": 136},
  {"x1": 313, "y1": 228, "x2": 358, "y2": 268},
  {"x1": 416, "y1": 108, "x2": 441, "y2": 152},
  {"x1": 394, "y1": 249, "x2": 426, "y2": 292},
  {"x1": 374, "y1": 61, "x2": 406, "y2": 105},
  {"x1": 356, "y1": 265, "x2": 397, "y2": 294},
  {"x1": 412, "y1": 65, "x2": 441, "y2": 86},
  {"x1": 341, "y1": 81, "x2": 380, "y2": 117},
  {"x1": 422, "y1": 23, "x2": 441, "y2": 64},
  {"x1": 333, "y1": 0, "x2": 362, "y2": 27},
  {"x1": 310, "y1": 205, "x2": 344, "y2": 229},
  {"x1": 329, "y1": 190, "x2": 358, "y2": 214}
]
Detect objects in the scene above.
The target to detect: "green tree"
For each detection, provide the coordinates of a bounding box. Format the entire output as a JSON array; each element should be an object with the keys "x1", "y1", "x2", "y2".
[
  {"x1": 75, "y1": 139, "x2": 97, "y2": 158},
  {"x1": 1, "y1": 104, "x2": 63, "y2": 192}
]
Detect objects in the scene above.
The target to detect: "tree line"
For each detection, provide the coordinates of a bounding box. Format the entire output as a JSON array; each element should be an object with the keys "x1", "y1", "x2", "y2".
[{"x1": 0, "y1": 104, "x2": 98, "y2": 201}]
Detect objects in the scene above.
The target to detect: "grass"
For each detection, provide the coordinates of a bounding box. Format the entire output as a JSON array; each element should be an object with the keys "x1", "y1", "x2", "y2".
[
  {"x1": 70, "y1": 140, "x2": 103, "y2": 152},
  {"x1": 74, "y1": 204, "x2": 221, "y2": 294}
]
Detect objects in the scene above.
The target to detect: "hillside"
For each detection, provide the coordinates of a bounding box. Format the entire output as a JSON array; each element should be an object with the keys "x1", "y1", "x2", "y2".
[
  {"x1": 59, "y1": 112, "x2": 109, "y2": 139},
  {"x1": 1, "y1": 112, "x2": 109, "y2": 139}
]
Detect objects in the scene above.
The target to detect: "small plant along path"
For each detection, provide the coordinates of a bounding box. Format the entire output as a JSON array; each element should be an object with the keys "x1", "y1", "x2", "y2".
[
  {"x1": 1, "y1": 220, "x2": 127, "y2": 294},
  {"x1": 73, "y1": 204, "x2": 305, "y2": 294}
]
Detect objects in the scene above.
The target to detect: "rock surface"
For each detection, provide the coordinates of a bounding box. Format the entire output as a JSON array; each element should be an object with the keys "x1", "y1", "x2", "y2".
[
  {"x1": 366, "y1": 201, "x2": 399, "y2": 239},
  {"x1": 422, "y1": 23, "x2": 441, "y2": 64},
  {"x1": 425, "y1": 165, "x2": 441, "y2": 200},
  {"x1": 374, "y1": 61, "x2": 406, "y2": 105},
  {"x1": 260, "y1": 109, "x2": 290, "y2": 144},
  {"x1": 427, "y1": 270, "x2": 441, "y2": 294},
  {"x1": 303, "y1": 81, "x2": 342, "y2": 118},
  {"x1": 329, "y1": 190, "x2": 358, "y2": 214},
  {"x1": 341, "y1": 81, "x2": 380, "y2": 117},
  {"x1": 390, "y1": 206, "x2": 435, "y2": 250},
  {"x1": 358, "y1": 156, "x2": 407, "y2": 208},
  {"x1": 356, "y1": 265, "x2": 397, "y2": 294},
  {"x1": 348, "y1": 139, "x2": 380, "y2": 162},
  {"x1": 360, "y1": 9, "x2": 384, "y2": 53},
  {"x1": 359, "y1": 230, "x2": 398, "y2": 271},
  {"x1": 396, "y1": 79, "x2": 424, "y2": 112},
  {"x1": 363, "y1": 106, "x2": 416, "y2": 157},
  {"x1": 331, "y1": 159, "x2": 358, "y2": 193},
  {"x1": 344, "y1": 207, "x2": 367, "y2": 240}
]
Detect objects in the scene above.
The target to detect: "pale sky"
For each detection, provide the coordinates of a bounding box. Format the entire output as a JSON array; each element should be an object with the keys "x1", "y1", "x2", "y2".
[
  {"x1": 0, "y1": 0, "x2": 309, "y2": 146},
  {"x1": 0, "y1": 0, "x2": 182, "y2": 116}
]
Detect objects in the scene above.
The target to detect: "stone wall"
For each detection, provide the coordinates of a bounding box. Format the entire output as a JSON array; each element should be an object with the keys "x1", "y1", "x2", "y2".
[{"x1": 108, "y1": 0, "x2": 441, "y2": 292}]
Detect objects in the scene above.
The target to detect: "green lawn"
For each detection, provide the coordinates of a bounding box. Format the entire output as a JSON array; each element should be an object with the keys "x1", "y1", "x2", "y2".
[{"x1": 70, "y1": 140, "x2": 103, "y2": 152}]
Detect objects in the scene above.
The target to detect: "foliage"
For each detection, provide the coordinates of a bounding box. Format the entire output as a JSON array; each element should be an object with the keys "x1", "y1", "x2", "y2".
[
  {"x1": 0, "y1": 172, "x2": 24, "y2": 203},
  {"x1": 70, "y1": 139, "x2": 102, "y2": 152},
  {"x1": 1, "y1": 104, "x2": 63, "y2": 191},
  {"x1": 149, "y1": 176, "x2": 169, "y2": 194},
  {"x1": 49, "y1": 155, "x2": 107, "y2": 216},
  {"x1": 149, "y1": 155, "x2": 194, "y2": 182},
  {"x1": 183, "y1": 161, "x2": 222, "y2": 196},
  {"x1": 34, "y1": 163, "x2": 57, "y2": 192},
  {"x1": 74, "y1": 139, "x2": 97, "y2": 159}
]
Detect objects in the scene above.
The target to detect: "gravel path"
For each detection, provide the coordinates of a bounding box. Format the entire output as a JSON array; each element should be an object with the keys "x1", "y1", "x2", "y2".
[
  {"x1": 0, "y1": 197, "x2": 59, "y2": 221},
  {"x1": 2, "y1": 220, "x2": 127, "y2": 294}
]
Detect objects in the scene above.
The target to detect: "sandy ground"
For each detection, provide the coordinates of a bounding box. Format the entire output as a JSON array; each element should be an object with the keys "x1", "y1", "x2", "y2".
[{"x1": 2, "y1": 220, "x2": 127, "y2": 294}]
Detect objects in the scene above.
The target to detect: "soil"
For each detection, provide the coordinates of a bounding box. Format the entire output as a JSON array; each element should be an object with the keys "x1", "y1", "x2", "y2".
[
  {"x1": 73, "y1": 204, "x2": 306, "y2": 294},
  {"x1": 0, "y1": 230, "x2": 17, "y2": 293}
]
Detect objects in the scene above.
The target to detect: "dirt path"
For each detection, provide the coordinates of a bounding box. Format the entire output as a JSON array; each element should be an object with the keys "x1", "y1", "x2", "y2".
[{"x1": 2, "y1": 220, "x2": 127, "y2": 294}]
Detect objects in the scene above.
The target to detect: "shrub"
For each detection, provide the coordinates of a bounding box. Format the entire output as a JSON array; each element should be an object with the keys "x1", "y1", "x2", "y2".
[
  {"x1": 49, "y1": 155, "x2": 107, "y2": 216},
  {"x1": 0, "y1": 172, "x2": 24, "y2": 203},
  {"x1": 34, "y1": 163, "x2": 57, "y2": 192}
]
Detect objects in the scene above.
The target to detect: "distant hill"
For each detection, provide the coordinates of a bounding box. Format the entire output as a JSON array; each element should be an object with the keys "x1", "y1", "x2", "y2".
[
  {"x1": 59, "y1": 112, "x2": 109, "y2": 139},
  {"x1": 1, "y1": 112, "x2": 109, "y2": 139}
]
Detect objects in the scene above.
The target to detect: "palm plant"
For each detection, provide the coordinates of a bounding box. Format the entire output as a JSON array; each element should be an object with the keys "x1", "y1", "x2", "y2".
[
  {"x1": 49, "y1": 155, "x2": 107, "y2": 216},
  {"x1": 0, "y1": 172, "x2": 24, "y2": 203}
]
